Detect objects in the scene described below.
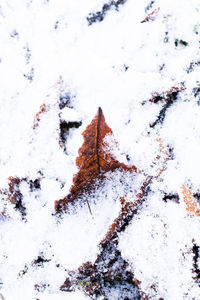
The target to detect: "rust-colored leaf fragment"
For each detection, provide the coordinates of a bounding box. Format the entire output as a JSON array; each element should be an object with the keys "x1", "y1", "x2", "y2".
[
  {"x1": 33, "y1": 103, "x2": 50, "y2": 129},
  {"x1": 55, "y1": 107, "x2": 137, "y2": 213},
  {"x1": 0, "y1": 177, "x2": 26, "y2": 218},
  {"x1": 7, "y1": 176, "x2": 27, "y2": 216},
  {"x1": 141, "y1": 7, "x2": 160, "y2": 23},
  {"x1": 8, "y1": 176, "x2": 22, "y2": 204},
  {"x1": 181, "y1": 185, "x2": 200, "y2": 216},
  {"x1": 155, "y1": 138, "x2": 169, "y2": 178},
  {"x1": 147, "y1": 83, "x2": 185, "y2": 104},
  {"x1": 0, "y1": 176, "x2": 41, "y2": 218}
]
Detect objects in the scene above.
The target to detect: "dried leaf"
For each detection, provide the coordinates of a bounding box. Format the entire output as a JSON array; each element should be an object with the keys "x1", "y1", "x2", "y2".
[
  {"x1": 148, "y1": 83, "x2": 185, "y2": 104},
  {"x1": 181, "y1": 185, "x2": 200, "y2": 216},
  {"x1": 8, "y1": 176, "x2": 23, "y2": 204},
  {"x1": 55, "y1": 107, "x2": 137, "y2": 213},
  {"x1": 154, "y1": 138, "x2": 169, "y2": 178},
  {"x1": 141, "y1": 7, "x2": 160, "y2": 23},
  {"x1": 33, "y1": 77, "x2": 61, "y2": 130},
  {"x1": 0, "y1": 177, "x2": 41, "y2": 218},
  {"x1": 0, "y1": 177, "x2": 26, "y2": 218},
  {"x1": 33, "y1": 103, "x2": 50, "y2": 129}
]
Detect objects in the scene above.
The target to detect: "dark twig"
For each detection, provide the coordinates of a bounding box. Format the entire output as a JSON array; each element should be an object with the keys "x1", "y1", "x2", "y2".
[
  {"x1": 147, "y1": 84, "x2": 185, "y2": 128},
  {"x1": 192, "y1": 243, "x2": 200, "y2": 283}
]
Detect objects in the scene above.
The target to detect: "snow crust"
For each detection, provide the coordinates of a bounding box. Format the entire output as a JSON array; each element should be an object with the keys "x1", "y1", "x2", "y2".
[{"x1": 0, "y1": 0, "x2": 200, "y2": 299}]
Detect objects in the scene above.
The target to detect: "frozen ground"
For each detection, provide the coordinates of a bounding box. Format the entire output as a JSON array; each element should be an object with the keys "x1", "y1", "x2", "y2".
[{"x1": 1, "y1": 0, "x2": 200, "y2": 299}]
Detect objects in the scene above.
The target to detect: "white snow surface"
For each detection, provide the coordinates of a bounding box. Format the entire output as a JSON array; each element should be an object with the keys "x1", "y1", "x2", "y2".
[{"x1": 0, "y1": 0, "x2": 200, "y2": 299}]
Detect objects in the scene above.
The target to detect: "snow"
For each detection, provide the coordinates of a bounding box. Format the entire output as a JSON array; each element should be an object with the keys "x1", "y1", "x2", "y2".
[
  {"x1": 119, "y1": 193, "x2": 200, "y2": 299},
  {"x1": 0, "y1": 0, "x2": 200, "y2": 298}
]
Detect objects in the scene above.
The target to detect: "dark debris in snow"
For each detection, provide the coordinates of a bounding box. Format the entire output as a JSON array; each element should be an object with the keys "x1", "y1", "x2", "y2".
[{"x1": 87, "y1": 0, "x2": 128, "y2": 26}]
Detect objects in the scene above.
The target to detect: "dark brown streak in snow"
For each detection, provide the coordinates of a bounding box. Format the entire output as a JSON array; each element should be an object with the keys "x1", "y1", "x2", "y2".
[{"x1": 96, "y1": 107, "x2": 102, "y2": 173}]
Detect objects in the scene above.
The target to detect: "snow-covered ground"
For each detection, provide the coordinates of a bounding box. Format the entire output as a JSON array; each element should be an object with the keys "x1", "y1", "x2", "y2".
[{"x1": 1, "y1": 0, "x2": 200, "y2": 299}]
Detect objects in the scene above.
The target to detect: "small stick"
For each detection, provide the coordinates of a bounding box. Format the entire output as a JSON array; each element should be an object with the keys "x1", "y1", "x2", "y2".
[{"x1": 86, "y1": 198, "x2": 92, "y2": 215}]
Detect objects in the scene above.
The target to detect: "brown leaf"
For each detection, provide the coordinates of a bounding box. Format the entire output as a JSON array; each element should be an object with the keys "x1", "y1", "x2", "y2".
[
  {"x1": 151, "y1": 83, "x2": 185, "y2": 103},
  {"x1": 154, "y1": 138, "x2": 169, "y2": 178},
  {"x1": 0, "y1": 177, "x2": 26, "y2": 218},
  {"x1": 141, "y1": 7, "x2": 160, "y2": 23},
  {"x1": 181, "y1": 185, "x2": 200, "y2": 216},
  {"x1": 8, "y1": 176, "x2": 23, "y2": 204},
  {"x1": 55, "y1": 107, "x2": 137, "y2": 213},
  {"x1": 0, "y1": 176, "x2": 41, "y2": 218},
  {"x1": 33, "y1": 104, "x2": 50, "y2": 130},
  {"x1": 143, "y1": 83, "x2": 185, "y2": 105}
]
